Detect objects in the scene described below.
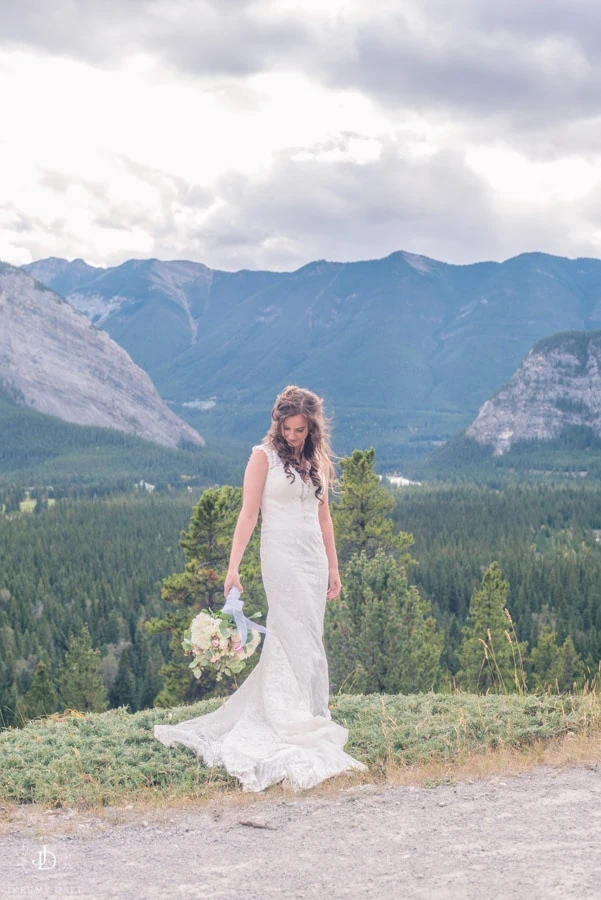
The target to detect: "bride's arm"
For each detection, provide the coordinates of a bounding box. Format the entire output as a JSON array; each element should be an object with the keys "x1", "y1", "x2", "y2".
[
  {"x1": 224, "y1": 449, "x2": 268, "y2": 597},
  {"x1": 317, "y1": 478, "x2": 342, "y2": 600}
]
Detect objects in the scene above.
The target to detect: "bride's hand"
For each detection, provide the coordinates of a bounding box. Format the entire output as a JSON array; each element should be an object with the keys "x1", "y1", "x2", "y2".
[
  {"x1": 224, "y1": 570, "x2": 243, "y2": 599},
  {"x1": 326, "y1": 570, "x2": 341, "y2": 600}
]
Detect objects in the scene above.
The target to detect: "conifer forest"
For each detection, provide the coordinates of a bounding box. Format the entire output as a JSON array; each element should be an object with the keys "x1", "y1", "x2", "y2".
[{"x1": 2, "y1": 450, "x2": 601, "y2": 728}]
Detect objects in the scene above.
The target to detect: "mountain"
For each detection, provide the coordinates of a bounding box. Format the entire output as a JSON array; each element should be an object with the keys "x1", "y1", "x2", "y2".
[
  {"x1": 24, "y1": 251, "x2": 601, "y2": 464},
  {"x1": 411, "y1": 329, "x2": 601, "y2": 484},
  {"x1": 0, "y1": 379, "x2": 244, "y2": 492},
  {"x1": 465, "y1": 330, "x2": 601, "y2": 454},
  {"x1": 0, "y1": 263, "x2": 204, "y2": 450}
]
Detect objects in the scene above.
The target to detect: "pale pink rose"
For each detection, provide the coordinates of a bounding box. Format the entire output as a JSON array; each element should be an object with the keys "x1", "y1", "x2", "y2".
[
  {"x1": 212, "y1": 638, "x2": 220, "y2": 646},
  {"x1": 210, "y1": 655, "x2": 218, "y2": 663}
]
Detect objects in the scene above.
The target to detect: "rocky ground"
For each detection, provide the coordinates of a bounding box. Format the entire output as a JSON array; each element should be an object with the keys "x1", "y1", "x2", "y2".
[{"x1": 2, "y1": 764, "x2": 601, "y2": 899}]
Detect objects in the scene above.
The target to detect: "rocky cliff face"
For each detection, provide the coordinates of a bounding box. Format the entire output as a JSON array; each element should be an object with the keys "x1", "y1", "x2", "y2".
[
  {"x1": 465, "y1": 330, "x2": 601, "y2": 454},
  {"x1": 0, "y1": 263, "x2": 204, "y2": 449}
]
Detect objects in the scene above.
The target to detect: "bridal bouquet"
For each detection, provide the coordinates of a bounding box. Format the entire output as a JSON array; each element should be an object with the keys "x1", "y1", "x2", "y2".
[{"x1": 182, "y1": 609, "x2": 262, "y2": 681}]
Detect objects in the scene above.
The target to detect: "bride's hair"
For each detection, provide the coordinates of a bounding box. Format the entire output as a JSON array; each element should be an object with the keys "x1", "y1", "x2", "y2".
[{"x1": 263, "y1": 385, "x2": 337, "y2": 502}]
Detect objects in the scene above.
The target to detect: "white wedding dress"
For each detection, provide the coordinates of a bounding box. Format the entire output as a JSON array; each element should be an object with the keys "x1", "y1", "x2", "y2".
[{"x1": 153, "y1": 441, "x2": 368, "y2": 792}]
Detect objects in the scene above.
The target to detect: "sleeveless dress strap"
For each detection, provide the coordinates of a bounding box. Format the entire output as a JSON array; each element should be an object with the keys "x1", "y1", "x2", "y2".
[{"x1": 250, "y1": 442, "x2": 280, "y2": 469}]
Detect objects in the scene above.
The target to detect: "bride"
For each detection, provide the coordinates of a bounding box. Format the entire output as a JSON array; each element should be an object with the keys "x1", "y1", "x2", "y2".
[{"x1": 154, "y1": 385, "x2": 368, "y2": 792}]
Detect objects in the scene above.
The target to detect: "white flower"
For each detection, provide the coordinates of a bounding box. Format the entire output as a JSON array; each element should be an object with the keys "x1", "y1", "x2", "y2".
[{"x1": 190, "y1": 611, "x2": 220, "y2": 647}]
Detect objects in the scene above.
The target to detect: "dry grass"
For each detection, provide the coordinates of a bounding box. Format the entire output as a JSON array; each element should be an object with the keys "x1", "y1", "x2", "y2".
[
  {"x1": 2, "y1": 690, "x2": 601, "y2": 824},
  {"x1": 1, "y1": 726, "x2": 599, "y2": 837}
]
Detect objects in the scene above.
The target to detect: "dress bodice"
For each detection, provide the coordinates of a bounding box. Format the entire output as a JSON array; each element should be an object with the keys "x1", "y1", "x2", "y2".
[{"x1": 251, "y1": 442, "x2": 322, "y2": 536}]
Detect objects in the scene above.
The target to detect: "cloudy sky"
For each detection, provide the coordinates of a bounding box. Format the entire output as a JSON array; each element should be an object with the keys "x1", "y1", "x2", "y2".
[{"x1": 1, "y1": 0, "x2": 601, "y2": 271}]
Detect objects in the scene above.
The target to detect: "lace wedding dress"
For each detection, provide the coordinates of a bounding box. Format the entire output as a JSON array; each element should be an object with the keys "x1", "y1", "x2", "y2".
[{"x1": 153, "y1": 441, "x2": 368, "y2": 792}]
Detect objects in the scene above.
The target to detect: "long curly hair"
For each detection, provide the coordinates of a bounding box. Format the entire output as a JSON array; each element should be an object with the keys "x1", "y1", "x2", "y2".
[{"x1": 262, "y1": 385, "x2": 337, "y2": 502}]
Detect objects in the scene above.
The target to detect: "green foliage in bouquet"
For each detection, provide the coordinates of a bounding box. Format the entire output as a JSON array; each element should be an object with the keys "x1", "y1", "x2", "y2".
[{"x1": 182, "y1": 609, "x2": 261, "y2": 682}]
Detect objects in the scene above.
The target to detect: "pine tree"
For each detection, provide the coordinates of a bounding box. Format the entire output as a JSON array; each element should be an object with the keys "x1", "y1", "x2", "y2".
[
  {"x1": 58, "y1": 625, "x2": 108, "y2": 713},
  {"x1": 145, "y1": 485, "x2": 265, "y2": 706},
  {"x1": 0, "y1": 654, "x2": 18, "y2": 728},
  {"x1": 33, "y1": 494, "x2": 48, "y2": 514},
  {"x1": 131, "y1": 628, "x2": 163, "y2": 710},
  {"x1": 457, "y1": 562, "x2": 527, "y2": 693},
  {"x1": 556, "y1": 635, "x2": 585, "y2": 692},
  {"x1": 14, "y1": 660, "x2": 58, "y2": 725},
  {"x1": 325, "y1": 549, "x2": 443, "y2": 694},
  {"x1": 331, "y1": 448, "x2": 414, "y2": 565},
  {"x1": 529, "y1": 625, "x2": 561, "y2": 691},
  {"x1": 109, "y1": 647, "x2": 137, "y2": 711},
  {"x1": 179, "y1": 486, "x2": 243, "y2": 567}
]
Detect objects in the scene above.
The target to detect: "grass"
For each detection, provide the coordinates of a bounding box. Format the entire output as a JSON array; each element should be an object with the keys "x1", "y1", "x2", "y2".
[{"x1": 1, "y1": 692, "x2": 600, "y2": 815}]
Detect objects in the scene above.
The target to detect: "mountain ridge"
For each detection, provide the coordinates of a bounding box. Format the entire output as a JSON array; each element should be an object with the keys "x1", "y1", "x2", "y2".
[
  {"x1": 465, "y1": 328, "x2": 601, "y2": 455},
  {"x1": 0, "y1": 262, "x2": 205, "y2": 450},
  {"x1": 23, "y1": 249, "x2": 601, "y2": 461}
]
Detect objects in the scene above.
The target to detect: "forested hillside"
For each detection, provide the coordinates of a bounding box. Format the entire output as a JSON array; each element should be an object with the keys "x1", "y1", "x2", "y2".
[
  {"x1": 2, "y1": 466, "x2": 601, "y2": 728},
  {"x1": 412, "y1": 425, "x2": 601, "y2": 484},
  {"x1": 394, "y1": 482, "x2": 601, "y2": 669},
  {"x1": 0, "y1": 494, "x2": 195, "y2": 726},
  {"x1": 0, "y1": 385, "x2": 244, "y2": 494}
]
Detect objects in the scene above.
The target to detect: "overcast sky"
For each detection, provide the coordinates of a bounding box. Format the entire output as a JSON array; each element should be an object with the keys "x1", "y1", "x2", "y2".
[{"x1": 2, "y1": 0, "x2": 601, "y2": 271}]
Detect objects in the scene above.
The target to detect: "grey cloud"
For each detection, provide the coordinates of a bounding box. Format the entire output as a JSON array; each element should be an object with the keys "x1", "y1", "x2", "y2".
[
  {"x1": 424, "y1": 0, "x2": 601, "y2": 46},
  {"x1": 167, "y1": 136, "x2": 601, "y2": 272},
  {"x1": 6, "y1": 1, "x2": 601, "y2": 271},
  {"x1": 114, "y1": 155, "x2": 214, "y2": 209},
  {"x1": 89, "y1": 156, "x2": 215, "y2": 238},
  {"x1": 5, "y1": 1, "x2": 601, "y2": 157},
  {"x1": 7, "y1": 136, "x2": 601, "y2": 273},
  {"x1": 0, "y1": 0, "x2": 311, "y2": 74},
  {"x1": 318, "y1": 9, "x2": 598, "y2": 134},
  {"x1": 1, "y1": 203, "x2": 49, "y2": 235},
  {"x1": 147, "y1": 9, "x2": 313, "y2": 78},
  {"x1": 185, "y1": 139, "x2": 499, "y2": 270},
  {"x1": 0, "y1": 0, "x2": 150, "y2": 63}
]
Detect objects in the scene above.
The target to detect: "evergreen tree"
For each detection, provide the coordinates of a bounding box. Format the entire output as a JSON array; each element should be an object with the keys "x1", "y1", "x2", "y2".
[
  {"x1": 529, "y1": 625, "x2": 561, "y2": 691},
  {"x1": 325, "y1": 549, "x2": 443, "y2": 694},
  {"x1": 457, "y1": 562, "x2": 527, "y2": 693},
  {"x1": 331, "y1": 448, "x2": 414, "y2": 565},
  {"x1": 109, "y1": 647, "x2": 137, "y2": 711},
  {"x1": 528, "y1": 629, "x2": 584, "y2": 693},
  {"x1": 556, "y1": 635, "x2": 586, "y2": 692},
  {"x1": 0, "y1": 654, "x2": 17, "y2": 728},
  {"x1": 14, "y1": 660, "x2": 58, "y2": 724},
  {"x1": 131, "y1": 628, "x2": 163, "y2": 710},
  {"x1": 33, "y1": 494, "x2": 49, "y2": 514},
  {"x1": 58, "y1": 625, "x2": 108, "y2": 712},
  {"x1": 179, "y1": 486, "x2": 242, "y2": 567}
]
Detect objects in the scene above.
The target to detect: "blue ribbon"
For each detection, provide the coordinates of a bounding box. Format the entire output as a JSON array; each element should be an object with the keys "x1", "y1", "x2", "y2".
[{"x1": 222, "y1": 586, "x2": 268, "y2": 646}]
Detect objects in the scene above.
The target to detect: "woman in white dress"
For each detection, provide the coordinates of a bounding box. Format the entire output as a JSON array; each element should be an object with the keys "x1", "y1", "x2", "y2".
[{"x1": 154, "y1": 385, "x2": 368, "y2": 792}]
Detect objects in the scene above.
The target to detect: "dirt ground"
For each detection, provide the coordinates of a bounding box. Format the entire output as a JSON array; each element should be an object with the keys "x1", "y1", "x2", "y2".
[{"x1": 2, "y1": 764, "x2": 601, "y2": 899}]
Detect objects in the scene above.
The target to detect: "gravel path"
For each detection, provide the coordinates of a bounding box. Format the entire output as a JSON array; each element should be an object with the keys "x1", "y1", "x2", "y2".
[{"x1": 2, "y1": 764, "x2": 601, "y2": 899}]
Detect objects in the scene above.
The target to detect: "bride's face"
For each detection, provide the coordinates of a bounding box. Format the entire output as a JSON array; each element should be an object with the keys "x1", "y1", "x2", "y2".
[{"x1": 282, "y1": 414, "x2": 308, "y2": 449}]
